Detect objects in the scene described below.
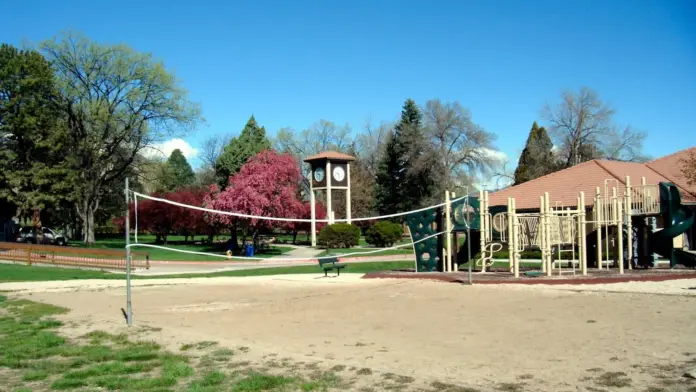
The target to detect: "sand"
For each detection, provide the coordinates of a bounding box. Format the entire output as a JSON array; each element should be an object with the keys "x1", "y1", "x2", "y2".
[{"x1": 5, "y1": 275, "x2": 696, "y2": 391}]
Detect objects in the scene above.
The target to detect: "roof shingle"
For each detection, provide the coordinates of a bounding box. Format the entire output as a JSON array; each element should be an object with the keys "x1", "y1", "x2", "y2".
[
  {"x1": 303, "y1": 151, "x2": 356, "y2": 162},
  {"x1": 487, "y1": 147, "x2": 696, "y2": 209}
]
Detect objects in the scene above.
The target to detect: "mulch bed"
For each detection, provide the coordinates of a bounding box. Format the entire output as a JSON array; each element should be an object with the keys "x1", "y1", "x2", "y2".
[{"x1": 363, "y1": 267, "x2": 696, "y2": 285}]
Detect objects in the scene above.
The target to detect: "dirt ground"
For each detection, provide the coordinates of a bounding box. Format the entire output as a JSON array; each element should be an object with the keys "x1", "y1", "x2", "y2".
[{"x1": 11, "y1": 275, "x2": 696, "y2": 392}]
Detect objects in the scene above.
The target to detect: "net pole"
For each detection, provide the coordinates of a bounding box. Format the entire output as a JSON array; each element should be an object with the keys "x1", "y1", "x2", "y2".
[{"x1": 125, "y1": 178, "x2": 133, "y2": 326}]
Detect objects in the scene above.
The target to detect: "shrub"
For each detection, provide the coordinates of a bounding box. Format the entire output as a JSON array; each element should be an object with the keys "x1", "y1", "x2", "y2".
[
  {"x1": 365, "y1": 221, "x2": 403, "y2": 247},
  {"x1": 318, "y1": 223, "x2": 360, "y2": 249}
]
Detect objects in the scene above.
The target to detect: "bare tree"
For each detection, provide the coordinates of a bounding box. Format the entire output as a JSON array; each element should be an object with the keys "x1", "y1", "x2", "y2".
[
  {"x1": 603, "y1": 126, "x2": 649, "y2": 162},
  {"x1": 200, "y1": 134, "x2": 231, "y2": 170},
  {"x1": 422, "y1": 99, "x2": 498, "y2": 190},
  {"x1": 680, "y1": 149, "x2": 696, "y2": 186},
  {"x1": 354, "y1": 118, "x2": 393, "y2": 176},
  {"x1": 543, "y1": 87, "x2": 646, "y2": 167},
  {"x1": 274, "y1": 120, "x2": 352, "y2": 181}
]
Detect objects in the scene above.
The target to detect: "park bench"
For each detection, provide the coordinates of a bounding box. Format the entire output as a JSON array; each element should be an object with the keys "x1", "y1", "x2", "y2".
[{"x1": 318, "y1": 257, "x2": 347, "y2": 277}]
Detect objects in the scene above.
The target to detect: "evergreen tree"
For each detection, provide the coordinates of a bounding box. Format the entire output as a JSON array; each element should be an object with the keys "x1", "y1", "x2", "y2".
[
  {"x1": 375, "y1": 99, "x2": 436, "y2": 215},
  {"x1": 513, "y1": 122, "x2": 555, "y2": 185},
  {"x1": 216, "y1": 115, "x2": 271, "y2": 187},
  {"x1": 374, "y1": 131, "x2": 403, "y2": 215},
  {"x1": 162, "y1": 149, "x2": 195, "y2": 191},
  {"x1": 0, "y1": 44, "x2": 73, "y2": 220}
]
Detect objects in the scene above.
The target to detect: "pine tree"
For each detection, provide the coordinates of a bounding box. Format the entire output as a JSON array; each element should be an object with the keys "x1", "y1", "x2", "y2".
[
  {"x1": 163, "y1": 149, "x2": 195, "y2": 190},
  {"x1": 375, "y1": 99, "x2": 436, "y2": 215},
  {"x1": 374, "y1": 131, "x2": 403, "y2": 215},
  {"x1": 216, "y1": 115, "x2": 271, "y2": 187},
  {"x1": 0, "y1": 44, "x2": 73, "y2": 220},
  {"x1": 513, "y1": 122, "x2": 555, "y2": 185}
]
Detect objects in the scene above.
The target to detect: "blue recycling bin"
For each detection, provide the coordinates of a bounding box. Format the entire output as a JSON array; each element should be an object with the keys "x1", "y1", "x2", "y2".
[{"x1": 244, "y1": 243, "x2": 255, "y2": 257}]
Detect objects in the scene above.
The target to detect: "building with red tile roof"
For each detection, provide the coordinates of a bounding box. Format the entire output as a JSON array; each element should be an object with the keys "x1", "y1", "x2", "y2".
[{"x1": 488, "y1": 147, "x2": 696, "y2": 210}]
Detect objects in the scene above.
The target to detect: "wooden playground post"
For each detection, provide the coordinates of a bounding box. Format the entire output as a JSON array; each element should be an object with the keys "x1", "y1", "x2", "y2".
[
  {"x1": 641, "y1": 176, "x2": 647, "y2": 212},
  {"x1": 479, "y1": 190, "x2": 486, "y2": 273},
  {"x1": 579, "y1": 191, "x2": 587, "y2": 275},
  {"x1": 545, "y1": 192, "x2": 552, "y2": 277},
  {"x1": 595, "y1": 187, "x2": 603, "y2": 270},
  {"x1": 625, "y1": 176, "x2": 633, "y2": 270},
  {"x1": 512, "y1": 198, "x2": 520, "y2": 278},
  {"x1": 617, "y1": 191, "x2": 624, "y2": 274},
  {"x1": 444, "y1": 190, "x2": 452, "y2": 273},
  {"x1": 451, "y1": 192, "x2": 458, "y2": 272},
  {"x1": 507, "y1": 197, "x2": 514, "y2": 273},
  {"x1": 539, "y1": 195, "x2": 546, "y2": 274}
]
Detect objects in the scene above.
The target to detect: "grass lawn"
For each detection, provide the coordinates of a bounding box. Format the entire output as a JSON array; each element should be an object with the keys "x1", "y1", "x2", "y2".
[
  {"x1": 69, "y1": 235, "x2": 292, "y2": 262},
  {"x1": 0, "y1": 261, "x2": 416, "y2": 283},
  {"x1": 0, "y1": 260, "x2": 548, "y2": 284},
  {"x1": 0, "y1": 294, "x2": 360, "y2": 392},
  {"x1": 318, "y1": 247, "x2": 414, "y2": 258}
]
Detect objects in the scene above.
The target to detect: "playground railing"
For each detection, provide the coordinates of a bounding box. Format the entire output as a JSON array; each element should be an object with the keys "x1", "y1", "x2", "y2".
[
  {"x1": 517, "y1": 216, "x2": 541, "y2": 248},
  {"x1": 629, "y1": 184, "x2": 660, "y2": 215},
  {"x1": 0, "y1": 242, "x2": 150, "y2": 270}
]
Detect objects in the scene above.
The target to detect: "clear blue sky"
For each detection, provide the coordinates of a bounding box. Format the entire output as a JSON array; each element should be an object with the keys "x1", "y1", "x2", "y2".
[{"x1": 3, "y1": 0, "x2": 695, "y2": 168}]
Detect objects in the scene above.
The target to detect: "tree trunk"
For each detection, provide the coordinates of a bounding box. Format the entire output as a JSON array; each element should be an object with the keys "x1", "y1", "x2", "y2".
[
  {"x1": 252, "y1": 230, "x2": 259, "y2": 251},
  {"x1": 82, "y1": 207, "x2": 96, "y2": 244},
  {"x1": 230, "y1": 228, "x2": 238, "y2": 251},
  {"x1": 76, "y1": 193, "x2": 99, "y2": 244},
  {"x1": 292, "y1": 231, "x2": 298, "y2": 245}
]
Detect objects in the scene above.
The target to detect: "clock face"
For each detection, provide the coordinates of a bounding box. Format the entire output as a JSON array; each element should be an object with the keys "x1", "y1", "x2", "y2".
[
  {"x1": 333, "y1": 166, "x2": 345, "y2": 182},
  {"x1": 314, "y1": 167, "x2": 325, "y2": 182}
]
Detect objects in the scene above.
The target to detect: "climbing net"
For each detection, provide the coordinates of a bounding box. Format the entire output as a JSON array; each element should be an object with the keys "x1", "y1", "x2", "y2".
[{"x1": 126, "y1": 191, "x2": 465, "y2": 262}]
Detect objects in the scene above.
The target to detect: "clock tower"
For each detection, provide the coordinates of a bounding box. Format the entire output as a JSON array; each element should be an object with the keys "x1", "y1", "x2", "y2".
[{"x1": 304, "y1": 151, "x2": 356, "y2": 246}]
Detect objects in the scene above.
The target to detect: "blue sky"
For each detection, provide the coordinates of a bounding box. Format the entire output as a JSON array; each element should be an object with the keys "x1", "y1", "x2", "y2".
[{"x1": 3, "y1": 0, "x2": 695, "y2": 170}]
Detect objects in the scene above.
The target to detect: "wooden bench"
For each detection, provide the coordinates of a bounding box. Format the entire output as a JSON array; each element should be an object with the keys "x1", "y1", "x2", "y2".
[{"x1": 318, "y1": 257, "x2": 347, "y2": 276}]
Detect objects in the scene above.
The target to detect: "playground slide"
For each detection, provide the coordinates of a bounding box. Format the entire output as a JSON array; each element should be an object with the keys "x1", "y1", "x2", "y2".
[{"x1": 650, "y1": 182, "x2": 696, "y2": 268}]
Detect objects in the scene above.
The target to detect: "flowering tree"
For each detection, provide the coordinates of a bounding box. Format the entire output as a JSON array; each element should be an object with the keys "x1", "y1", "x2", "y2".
[
  {"x1": 113, "y1": 188, "x2": 209, "y2": 244},
  {"x1": 206, "y1": 150, "x2": 315, "y2": 247},
  {"x1": 169, "y1": 188, "x2": 208, "y2": 243},
  {"x1": 136, "y1": 192, "x2": 179, "y2": 244},
  {"x1": 286, "y1": 200, "x2": 327, "y2": 244}
]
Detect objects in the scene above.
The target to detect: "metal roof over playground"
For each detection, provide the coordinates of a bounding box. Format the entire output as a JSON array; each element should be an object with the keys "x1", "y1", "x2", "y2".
[{"x1": 488, "y1": 147, "x2": 696, "y2": 209}]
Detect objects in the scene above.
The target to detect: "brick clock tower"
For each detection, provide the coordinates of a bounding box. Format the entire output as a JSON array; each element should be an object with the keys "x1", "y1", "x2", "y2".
[{"x1": 304, "y1": 151, "x2": 356, "y2": 246}]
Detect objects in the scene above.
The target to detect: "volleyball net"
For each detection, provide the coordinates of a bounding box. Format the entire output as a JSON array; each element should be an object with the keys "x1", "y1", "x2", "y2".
[{"x1": 126, "y1": 191, "x2": 466, "y2": 263}]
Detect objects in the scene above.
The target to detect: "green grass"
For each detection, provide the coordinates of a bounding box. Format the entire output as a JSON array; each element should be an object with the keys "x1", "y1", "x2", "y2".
[
  {"x1": 0, "y1": 261, "x2": 415, "y2": 283},
  {"x1": 0, "y1": 296, "x2": 212, "y2": 391},
  {"x1": 318, "y1": 247, "x2": 414, "y2": 257},
  {"x1": 66, "y1": 236, "x2": 292, "y2": 262}
]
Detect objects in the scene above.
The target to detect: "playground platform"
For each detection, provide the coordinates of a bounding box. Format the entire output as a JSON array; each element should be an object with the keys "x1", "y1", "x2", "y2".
[{"x1": 363, "y1": 267, "x2": 696, "y2": 285}]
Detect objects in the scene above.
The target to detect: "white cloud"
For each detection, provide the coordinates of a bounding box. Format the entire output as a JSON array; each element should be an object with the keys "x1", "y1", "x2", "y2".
[
  {"x1": 142, "y1": 138, "x2": 199, "y2": 160},
  {"x1": 476, "y1": 147, "x2": 508, "y2": 163}
]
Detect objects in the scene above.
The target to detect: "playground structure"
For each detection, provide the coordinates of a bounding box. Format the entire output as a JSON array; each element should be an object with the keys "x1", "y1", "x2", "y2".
[{"x1": 406, "y1": 176, "x2": 696, "y2": 275}]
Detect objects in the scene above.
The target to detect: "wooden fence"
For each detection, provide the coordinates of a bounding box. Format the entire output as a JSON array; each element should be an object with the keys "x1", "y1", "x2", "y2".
[{"x1": 0, "y1": 242, "x2": 150, "y2": 270}]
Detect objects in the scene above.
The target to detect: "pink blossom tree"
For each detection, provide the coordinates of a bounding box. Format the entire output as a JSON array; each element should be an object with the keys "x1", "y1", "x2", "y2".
[{"x1": 206, "y1": 150, "x2": 318, "y2": 248}]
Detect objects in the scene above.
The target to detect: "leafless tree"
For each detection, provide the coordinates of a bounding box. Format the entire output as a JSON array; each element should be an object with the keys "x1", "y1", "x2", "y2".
[
  {"x1": 603, "y1": 126, "x2": 649, "y2": 162},
  {"x1": 354, "y1": 118, "x2": 393, "y2": 176},
  {"x1": 543, "y1": 87, "x2": 646, "y2": 167},
  {"x1": 275, "y1": 120, "x2": 351, "y2": 159},
  {"x1": 422, "y1": 99, "x2": 498, "y2": 190},
  {"x1": 199, "y1": 133, "x2": 231, "y2": 170},
  {"x1": 680, "y1": 149, "x2": 696, "y2": 186},
  {"x1": 274, "y1": 120, "x2": 352, "y2": 196},
  {"x1": 275, "y1": 120, "x2": 351, "y2": 173}
]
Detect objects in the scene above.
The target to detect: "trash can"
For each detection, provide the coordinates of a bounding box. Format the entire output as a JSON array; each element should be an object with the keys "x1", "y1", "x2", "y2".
[{"x1": 244, "y1": 243, "x2": 255, "y2": 257}]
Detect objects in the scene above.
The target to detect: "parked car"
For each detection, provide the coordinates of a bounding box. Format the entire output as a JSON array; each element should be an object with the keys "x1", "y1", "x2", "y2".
[{"x1": 16, "y1": 226, "x2": 68, "y2": 246}]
